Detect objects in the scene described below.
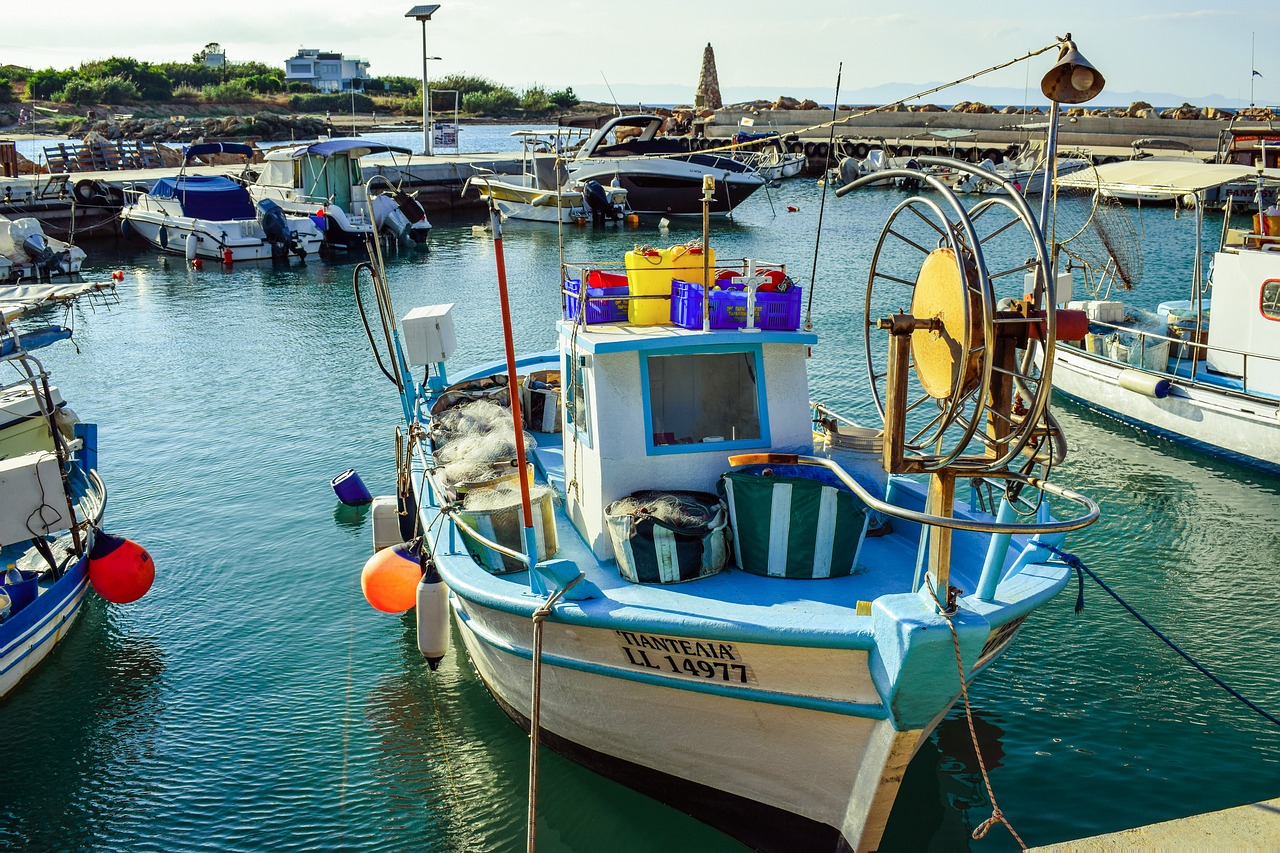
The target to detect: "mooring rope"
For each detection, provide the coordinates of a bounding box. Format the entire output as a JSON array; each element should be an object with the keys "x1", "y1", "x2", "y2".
[
  {"x1": 527, "y1": 573, "x2": 584, "y2": 853},
  {"x1": 1036, "y1": 543, "x2": 1280, "y2": 729},
  {"x1": 925, "y1": 580, "x2": 1027, "y2": 849}
]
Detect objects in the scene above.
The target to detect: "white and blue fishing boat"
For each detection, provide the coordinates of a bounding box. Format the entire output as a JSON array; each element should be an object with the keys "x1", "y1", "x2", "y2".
[
  {"x1": 121, "y1": 142, "x2": 324, "y2": 263},
  {"x1": 0, "y1": 280, "x2": 149, "y2": 698},
  {"x1": 356, "y1": 39, "x2": 1104, "y2": 852},
  {"x1": 1049, "y1": 162, "x2": 1280, "y2": 473}
]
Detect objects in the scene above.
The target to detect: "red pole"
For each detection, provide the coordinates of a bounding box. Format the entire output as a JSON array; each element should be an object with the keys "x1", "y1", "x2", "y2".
[{"x1": 488, "y1": 203, "x2": 536, "y2": 534}]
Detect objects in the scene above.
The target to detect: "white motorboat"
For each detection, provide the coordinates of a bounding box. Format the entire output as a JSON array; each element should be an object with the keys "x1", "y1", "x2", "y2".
[
  {"x1": 1049, "y1": 162, "x2": 1280, "y2": 473},
  {"x1": 121, "y1": 143, "x2": 323, "y2": 262},
  {"x1": 568, "y1": 115, "x2": 765, "y2": 215},
  {"x1": 248, "y1": 139, "x2": 431, "y2": 251},
  {"x1": 463, "y1": 131, "x2": 629, "y2": 224},
  {"x1": 0, "y1": 215, "x2": 86, "y2": 282}
]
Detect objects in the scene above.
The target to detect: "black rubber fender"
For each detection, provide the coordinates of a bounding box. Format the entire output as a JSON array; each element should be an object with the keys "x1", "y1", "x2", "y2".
[{"x1": 73, "y1": 179, "x2": 98, "y2": 204}]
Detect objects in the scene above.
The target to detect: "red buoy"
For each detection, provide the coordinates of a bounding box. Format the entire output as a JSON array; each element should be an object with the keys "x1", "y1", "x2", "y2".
[
  {"x1": 361, "y1": 543, "x2": 421, "y2": 613},
  {"x1": 222, "y1": 247, "x2": 234, "y2": 265},
  {"x1": 190, "y1": 258, "x2": 203, "y2": 270},
  {"x1": 88, "y1": 532, "x2": 155, "y2": 604}
]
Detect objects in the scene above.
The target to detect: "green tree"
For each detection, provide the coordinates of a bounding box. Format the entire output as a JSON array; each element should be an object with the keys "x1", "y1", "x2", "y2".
[
  {"x1": 521, "y1": 85, "x2": 551, "y2": 116},
  {"x1": 28, "y1": 68, "x2": 76, "y2": 100},
  {"x1": 61, "y1": 75, "x2": 141, "y2": 105},
  {"x1": 0, "y1": 78, "x2": 13, "y2": 103},
  {"x1": 550, "y1": 86, "x2": 579, "y2": 109},
  {"x1": 192, "y1": 42, "x2": 222, "y2": 64},
  {"x1": 79, "y1": 57, "x2": 171, "y2": 101}
]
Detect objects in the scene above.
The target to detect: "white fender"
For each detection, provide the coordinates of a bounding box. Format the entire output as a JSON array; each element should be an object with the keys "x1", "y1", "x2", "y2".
[
  {"x1": 416, "y1": 569, "x2": 450, "y2": 670},
  {"x1": 184, "y1": 232, "x2": 198, "y2": 261}
]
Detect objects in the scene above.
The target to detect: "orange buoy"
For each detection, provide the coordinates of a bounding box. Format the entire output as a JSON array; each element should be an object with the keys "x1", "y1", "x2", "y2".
[
  {"x1": 88, "y1": 532, "x2": 155, "y2": 604},
  {"x1": 111, "y1": 270, "x2": 124, "y2": 281},
  {"x1": 222, "y1": 246, "x2": 234, "y2": 265},
  {"x1": 786, "y1": 205, "x2": 799, "y2": 212},
  {"x1": 361, "y1": 543, "x2": 421, "y2": 613},
  {"x1": 190, "y1": 258, "x2": 203, "y2": 270}
]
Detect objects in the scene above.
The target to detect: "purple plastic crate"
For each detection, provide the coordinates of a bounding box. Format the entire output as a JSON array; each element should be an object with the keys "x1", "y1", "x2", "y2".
[
  {"x1": 670, "y1": 280, "x2": 802, "y2": 331},
  {"x1": 564, "y1": 277, "x2": 628, "y2": 324}
]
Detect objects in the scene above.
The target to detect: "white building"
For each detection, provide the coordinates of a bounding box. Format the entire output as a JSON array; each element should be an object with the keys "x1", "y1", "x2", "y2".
[{"x1": 284, "y1": 49, "x2": 370, "y2": 93}]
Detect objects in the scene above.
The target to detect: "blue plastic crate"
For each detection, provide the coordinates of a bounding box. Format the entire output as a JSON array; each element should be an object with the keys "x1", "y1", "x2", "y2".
[
  {"x1": 670, "y1": 280, "x2": 803, "y2": 331},
  {"x1": 564, "y1": 274, "x2": 628, "y2": 324}
]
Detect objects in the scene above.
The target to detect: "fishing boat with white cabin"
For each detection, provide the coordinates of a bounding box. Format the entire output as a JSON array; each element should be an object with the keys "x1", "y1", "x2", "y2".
[
  {"x1": 0, "y1": 280, "x2": 153, "y2": 697},
  {"x1": 1048, "y1": 162, "x2": 1280, "y2": 473},
  {"x1": 353, "y1": 38, "x2": 1106, "y2": 851}
]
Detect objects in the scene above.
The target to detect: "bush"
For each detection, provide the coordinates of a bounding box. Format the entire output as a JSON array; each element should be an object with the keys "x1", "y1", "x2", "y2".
[
  {"x1": 54, "y1": 116, "x2": 84, "y2": 133},
  {"x1": 378, "y1": 75, "x2": 421, "y2": 97},
  {"x1": 288, "y1": 92, "x2": 375, "y2": 113},
  {"x1": 434, "y1": 74, "x2": 500, "y2": 97},
  {"x1": 242, "y1": 74, "x2": 282, "y2": 95},
  {"x1": 462, "y1": 87, "x2": 519, "y2": 116},
  {"x1": 159, "y1": 62, "x2": 221, "y2": 89},
  {"x1": 172, "y1": 83, "x2": 202, "y2": 100},
  {"x1": 521, "y1": 85, "x2": 552, "y2": 116},
  {"x1": 61, "y1": 75, "x2": 141, "y2": 104},
  {"x1": 0, "y1": 78, "x2": 12, "y2": 103},
  {"x1": 550, "y1": 86, "x2": 579, "y2": 109},
  {"x1": 286, "y1": 82, "x2": 317, "y2": 94},
  {"x1": 28, "y1": 68, "x2": 76, "y2": 100},
  {"x1": 202, "y1": 79, "x2": 255, "y2": 103},
  {"x1": 78, "y1": 57, "x2": 171, "y2": 101}
]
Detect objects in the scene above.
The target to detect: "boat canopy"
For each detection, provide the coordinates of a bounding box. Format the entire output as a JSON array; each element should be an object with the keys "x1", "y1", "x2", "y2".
[
  {"x1": 1058, "y1": 161, "x2": 1279, "y2": 194},
  {"x1": 150, "y1": 175, "x2": 256, "y2": 220},
  {"x1": 0, "y1": 281, "x2": 116, "y2": 322},
  {"x1": 263, "y1": 139, "x2": 412, "y2": 161},
  {"x1": 183, "y1": 142, "x2": 254, "y2": 161}
]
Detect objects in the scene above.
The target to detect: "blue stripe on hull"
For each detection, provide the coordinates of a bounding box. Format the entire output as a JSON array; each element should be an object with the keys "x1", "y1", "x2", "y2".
[
  {"x1": 1054, "y1": 390, "x2": 1280, "y2": 476},
  {"x1": 0, "y1": 557, "x2": 90, "y2": 682}
]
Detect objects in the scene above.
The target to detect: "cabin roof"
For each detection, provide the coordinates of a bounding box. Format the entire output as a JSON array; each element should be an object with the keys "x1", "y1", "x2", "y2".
[
  {"x1": 557, "y1": 321, "x2": 816, "y2": 354},
  {"x1": 1058, "y1": 160, "x2": 1280, "y2": 194}
]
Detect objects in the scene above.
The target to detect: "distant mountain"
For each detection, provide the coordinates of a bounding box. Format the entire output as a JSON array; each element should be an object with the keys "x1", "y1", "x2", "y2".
[{"x1": 575, "y1": 82, "x2": 1257, "y2": 111}]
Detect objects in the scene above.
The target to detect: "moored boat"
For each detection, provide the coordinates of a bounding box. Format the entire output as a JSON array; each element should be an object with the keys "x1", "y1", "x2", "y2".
[
  {"x1": 567, "y1": 115, "x2": 765, "y2": 215},
  {"x1": 121, "y1": 143, "x2": 324, "y2": 262},
  {"x1": 354, "y1": 75, "x2": 1106, "y2": 852},
  {"x1": 1048, "y1": 162, "x2": 1280, "y2": 473},
  {"x1": 0, "y1": 279, "x2": 152, "y2": 698}
]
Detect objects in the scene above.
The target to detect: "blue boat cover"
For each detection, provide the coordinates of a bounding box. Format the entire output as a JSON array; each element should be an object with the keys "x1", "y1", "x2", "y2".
[
  {"x1": 183, "y1": 142, "x2": 254, "y2": 161},
  {"x1": 149, "y1": 175, "x2": 256, "y2": 220},
  {"x1": 290, "y1": 139, "x2": 412, "y2": 158}
]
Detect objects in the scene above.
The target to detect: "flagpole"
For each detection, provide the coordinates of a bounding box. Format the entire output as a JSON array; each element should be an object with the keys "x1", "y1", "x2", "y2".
[{"x1": 1251, "y1": 32, "x2": 1256, "y2": 108}]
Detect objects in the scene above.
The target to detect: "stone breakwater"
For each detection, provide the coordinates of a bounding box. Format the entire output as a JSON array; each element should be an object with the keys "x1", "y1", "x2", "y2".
[{"x1": 81, "y1": 111, "x2": 329, "y2": 143}]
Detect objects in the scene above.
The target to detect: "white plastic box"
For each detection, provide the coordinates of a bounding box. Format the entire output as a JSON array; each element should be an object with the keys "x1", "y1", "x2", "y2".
[
  {"x1": 1067, "y1": 300, "x2": 1125, "y2": 325},
  {"x1": 0, "y1": 451, "x2": 70, "y2": 548},
  {"x1": 401, "y1": 304, "x2": 457, "y2": 366},
  {"x1": 1027, "y1": 270, "x2": 1075, "y2": 304}
]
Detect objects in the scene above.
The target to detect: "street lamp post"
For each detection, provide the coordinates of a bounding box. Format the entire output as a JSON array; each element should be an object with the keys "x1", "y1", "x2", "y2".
[{"x1": 405, "y1": 5, "x2": 442, "y2": 156}]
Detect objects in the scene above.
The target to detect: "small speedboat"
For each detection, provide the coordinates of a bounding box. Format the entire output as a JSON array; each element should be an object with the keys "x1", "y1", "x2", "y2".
[
  {"x1": 121, "y1": 142, "x2": 324, "y2": 262},
  {"x1": 0, "y1": 215, "x2": 86, "y2": 282}
]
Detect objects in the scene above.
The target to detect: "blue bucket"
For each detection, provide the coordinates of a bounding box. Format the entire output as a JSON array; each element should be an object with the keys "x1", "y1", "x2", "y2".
[
  {"x1": 331, "y1": 469, "x2": 374, "y2": 506},
  {"x1": 2, "y1": 570, "x2": 40, "y2": 616}
]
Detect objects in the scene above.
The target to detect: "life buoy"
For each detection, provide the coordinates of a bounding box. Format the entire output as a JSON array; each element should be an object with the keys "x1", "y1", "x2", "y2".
[
  {"x1": 73, "y1": 179, "x2": 98, "y2": 204},
  {"x1": 803, "y1": 142, "x2": 816, "y2": 157}
]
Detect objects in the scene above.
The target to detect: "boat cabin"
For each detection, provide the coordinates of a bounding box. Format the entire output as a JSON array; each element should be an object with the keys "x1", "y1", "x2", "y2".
[
  {"x1": 254, "y1": 140, "x2": 413, "y2": 211},
  {"x1": 558, "y1": 322, "x2": 817, "y2": 559}
]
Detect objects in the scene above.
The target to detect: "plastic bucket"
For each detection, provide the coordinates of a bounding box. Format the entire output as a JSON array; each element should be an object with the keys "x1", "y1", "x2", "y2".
[
  {"x1": 331, "y1": 469, "x2": 374, "y2": 506},
  {"x1": 1, "y1": 569, "x2": 39, "y2": 616}
]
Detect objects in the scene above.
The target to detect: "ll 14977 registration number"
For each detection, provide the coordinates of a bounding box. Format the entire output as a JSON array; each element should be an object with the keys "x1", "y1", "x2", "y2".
[{"x1": 615, "y1": 630, "x2": 755, "y2": 684}]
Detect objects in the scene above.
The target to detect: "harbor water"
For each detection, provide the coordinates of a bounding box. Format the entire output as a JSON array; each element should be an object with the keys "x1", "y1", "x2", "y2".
[{"x1": 1, "y1": 158, "x2": 1277, "y2": 851}]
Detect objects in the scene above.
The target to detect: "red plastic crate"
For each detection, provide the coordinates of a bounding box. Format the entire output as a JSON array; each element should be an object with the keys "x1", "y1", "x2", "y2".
[{"x1": 670, "y1": 280, "x2": 802, "y2": 330}]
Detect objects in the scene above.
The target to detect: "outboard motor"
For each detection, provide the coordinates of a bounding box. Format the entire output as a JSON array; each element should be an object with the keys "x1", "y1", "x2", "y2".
[
  {"x1": 391, "y1": 190, "x2": 427, "y2": 225},
  {"x1": 837, "y1": 156, "x2": 861, "y2": 187},
  {"x1": 897, "y1": 159, "x2": 924, "y2": 192},
  {"x1": 256, "y1": 198, "x2": 293, "y2": 259},
  {"x1": 582, "y1": 179, "x2": 620, "y2": 226},
  {"x1": 372, "y1": 194, "x2": 415, "y2": 249},
  {"x1": 21, "y1": 234, "x2": 71, "y2": 280}
]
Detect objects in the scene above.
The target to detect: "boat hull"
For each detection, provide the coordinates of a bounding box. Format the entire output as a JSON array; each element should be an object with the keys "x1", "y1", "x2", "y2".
[
  {"x1": 451, "y1": 594, "x2": 930, "y2": 852},
  {"x1": 1052, "y1": 346, "x2": 1280, "y2": 473},
  {"x1": 0, "y1": 555, "x2": 90, "y2": 698},
  {"x1": 121, "y1": 210, "x2": 324, "y2": 261},
  {"x1": 569, "y1": 165, "x2": 762, "y2": 215}
]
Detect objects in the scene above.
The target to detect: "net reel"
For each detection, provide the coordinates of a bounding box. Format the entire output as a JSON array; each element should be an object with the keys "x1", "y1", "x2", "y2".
[{"x1": 839, "y1": 157, "x2": 1070, "y2": 478}]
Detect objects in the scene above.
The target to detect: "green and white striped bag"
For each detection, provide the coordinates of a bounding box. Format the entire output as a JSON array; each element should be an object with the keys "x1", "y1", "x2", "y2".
[{"x1": 718, "y1": 471, "x2": 869, "y2": 579}]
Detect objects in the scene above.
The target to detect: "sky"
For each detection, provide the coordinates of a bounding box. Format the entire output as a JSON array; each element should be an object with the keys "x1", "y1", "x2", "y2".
[{"x1": 1, "y1": 1, "x2": 1275, "y2": 107}]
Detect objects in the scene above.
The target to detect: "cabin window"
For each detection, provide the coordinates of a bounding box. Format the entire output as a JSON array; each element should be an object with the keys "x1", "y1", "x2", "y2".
[
  {"x1": 564, "y1": 353, "x2": 591, "y2": 447},
  {"x1": 1262, "y1": 280, "x2": 1280, "y2": 321},
  {"x1": 642, "y1": 348, "x2": 768, "y2": 454}
]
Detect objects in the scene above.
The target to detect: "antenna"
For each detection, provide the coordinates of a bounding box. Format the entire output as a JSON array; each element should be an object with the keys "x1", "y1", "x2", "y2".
[{"x1": 600, "y1": 71, "x2": 622, "y2": 116}]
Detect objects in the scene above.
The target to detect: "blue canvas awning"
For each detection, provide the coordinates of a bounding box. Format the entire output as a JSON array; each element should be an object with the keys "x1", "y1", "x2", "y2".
[
  {"x1": 288, "y1": 139, "x2": 412, "y2": 159},
  {"x1": 149, "y1": 175, "x2": 256, "y2": 220},
  {"x1": 183, "y1": 142, "x2": 255, "y2": 162}
]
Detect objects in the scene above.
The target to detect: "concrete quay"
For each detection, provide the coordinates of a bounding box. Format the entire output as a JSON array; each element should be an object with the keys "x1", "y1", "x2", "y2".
[{"x1": 1030, "y1": 797, "x2": 1280, "y2": 850}]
